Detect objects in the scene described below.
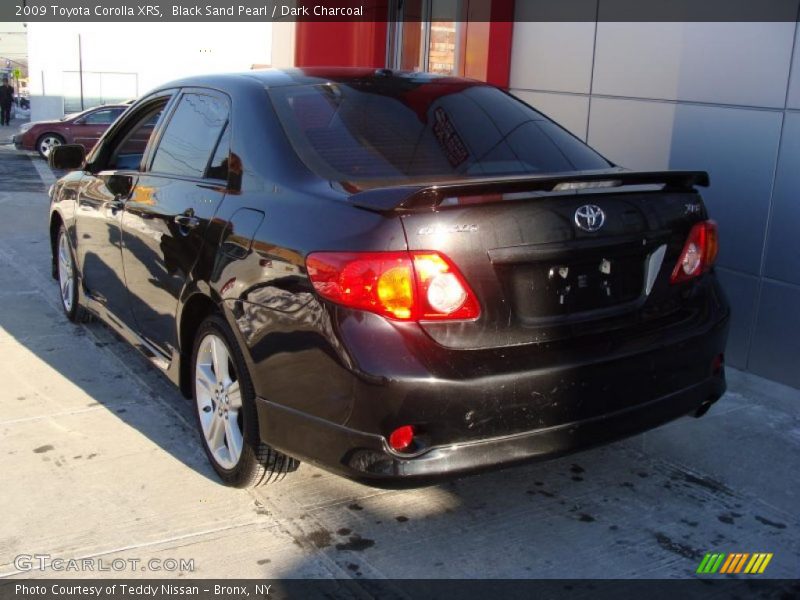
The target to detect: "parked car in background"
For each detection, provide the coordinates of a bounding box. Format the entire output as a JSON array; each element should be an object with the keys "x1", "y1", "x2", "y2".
[
  {"x1": 14, "y1": 103, "x2": 128, "y2": 158},
  {"x1": 48, "y1": 68, "x2": 729, "y2": 488}
]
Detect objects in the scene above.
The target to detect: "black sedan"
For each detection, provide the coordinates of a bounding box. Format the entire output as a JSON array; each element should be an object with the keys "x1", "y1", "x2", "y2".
[{"x1": 48, "y1": 68, "x2": 730, "y2": 487}]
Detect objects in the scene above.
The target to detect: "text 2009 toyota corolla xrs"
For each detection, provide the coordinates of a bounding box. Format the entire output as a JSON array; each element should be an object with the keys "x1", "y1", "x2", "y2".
[{"x1": 48, "y1": 68, "x2": 729, "y2": 488}]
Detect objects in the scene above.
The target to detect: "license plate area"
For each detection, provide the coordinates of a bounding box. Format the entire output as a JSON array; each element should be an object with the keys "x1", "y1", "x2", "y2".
[{"x1": 507, "y1": 253, "x2": 646, "y2": 322}]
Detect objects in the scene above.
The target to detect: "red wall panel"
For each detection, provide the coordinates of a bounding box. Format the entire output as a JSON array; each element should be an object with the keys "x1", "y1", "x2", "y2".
[
  {"x1": 463, "y1": 0, "x2": 514, "y2": 88},
  {"x1": 485, "y1": 18, "x2": 514, "y2": 88},
  {"x1": 295, "y1": 20, "x2": 388, "y2": 68}
]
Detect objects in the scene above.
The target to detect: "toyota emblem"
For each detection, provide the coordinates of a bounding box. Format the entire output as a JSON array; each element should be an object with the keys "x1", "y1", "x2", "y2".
[{"x1": 574, "y1": 204, "x2": 606, "y2": 232}]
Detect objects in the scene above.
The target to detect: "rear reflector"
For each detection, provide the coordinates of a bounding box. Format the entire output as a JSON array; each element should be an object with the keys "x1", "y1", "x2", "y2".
[
  {"x1": 306, "y1": 250, "x2": 480, "y2": 321},
  {"x1": 671, "y1": 220, "x2": 719, "y2": 284},
  {"x1": 711, "y1": 353, "x2": 724, "y2": 375},
  {"x1": 388, "y1": 425, "x2": 415, "y2": 452}
]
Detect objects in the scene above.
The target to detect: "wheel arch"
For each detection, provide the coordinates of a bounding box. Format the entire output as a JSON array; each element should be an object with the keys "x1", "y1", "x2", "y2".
[
  {"x1": 36, "y1": 131, "x2": 66, "y2": 151},
  {"x1": 49, "y1": 211, "x2": 65, "y2": 279},
  {"x1": 178, "y1": 292, "x2": 221, "y2": 398}
]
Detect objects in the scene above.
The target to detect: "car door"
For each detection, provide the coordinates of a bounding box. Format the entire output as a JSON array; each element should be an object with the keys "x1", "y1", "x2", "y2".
[
  {"x1": 75, "y1": 95, "x2": 173, "y2": 328},
  {"x1": 120, "y1": 89, "x2": 231, "y2": 356},
  {"x1": 72, "y1": 107, "x2": 126, "y2": 150}
]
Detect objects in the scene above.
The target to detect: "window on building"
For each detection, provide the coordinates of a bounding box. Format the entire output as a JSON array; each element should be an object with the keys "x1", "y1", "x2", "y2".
[{"x1": 388, "y1": 0, "x2": 463, "y2": 76}]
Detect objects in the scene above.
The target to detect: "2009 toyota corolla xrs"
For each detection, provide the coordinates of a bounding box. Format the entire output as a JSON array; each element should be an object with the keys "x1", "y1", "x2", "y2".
[{"x1": 48, "y1": 68, "x2": 729, "y2": 488}]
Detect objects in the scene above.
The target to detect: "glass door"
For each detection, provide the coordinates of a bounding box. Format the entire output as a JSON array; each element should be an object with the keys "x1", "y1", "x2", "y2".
[{"x1": 387, "y1": 0, "x2": 463, "y2": 75}]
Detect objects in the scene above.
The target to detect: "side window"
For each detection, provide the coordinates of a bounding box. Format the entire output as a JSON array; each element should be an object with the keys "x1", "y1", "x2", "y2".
[
  {"x1": 83, "y1": 109, "x2": 120, "y2": 125},
  {"x1": 206, "y1": 124, "x2": 230, "y2": 181},
  {"x1": 150, "y1": 93, "x2": 229, "y2": 178},
  {"x1": 107, "y1": 102, "x2": 168, "y2": 171}
]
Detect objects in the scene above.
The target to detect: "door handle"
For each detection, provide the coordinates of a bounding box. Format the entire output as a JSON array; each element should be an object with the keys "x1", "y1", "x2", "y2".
[{"x1": 174, "y1": 214, "x2": 200, "y2": 229}]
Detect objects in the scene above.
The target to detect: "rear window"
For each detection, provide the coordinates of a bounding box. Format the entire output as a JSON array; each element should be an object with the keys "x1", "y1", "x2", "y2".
[{"x1": 268, "y1": 80, "x2": 610, "y2": 184}]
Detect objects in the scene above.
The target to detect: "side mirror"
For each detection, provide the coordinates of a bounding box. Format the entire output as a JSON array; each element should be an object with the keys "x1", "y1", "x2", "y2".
[
  {"x1": 48, "y1": 144, "x2": 86, "y2": 170},
  {"x1": 104, "y1": 173, "x2": 134, "y2": 198}
]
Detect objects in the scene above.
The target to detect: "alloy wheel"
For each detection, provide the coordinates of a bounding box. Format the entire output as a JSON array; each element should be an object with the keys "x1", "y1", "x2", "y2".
[
  {"x1": 39, "y1": 135, "x2": 62, "y2": 157},
  {"x1": 195, "y1": 334, "x2": 244, "y2": 470},
  {"x1": 57, "y1": 232, "x2": 74, "y2": 313}
]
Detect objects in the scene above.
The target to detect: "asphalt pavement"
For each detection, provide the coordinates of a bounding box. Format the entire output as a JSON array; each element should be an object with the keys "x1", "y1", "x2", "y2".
[{"x1": 0, "y1": 141, "x2": 798, "y2": 582}]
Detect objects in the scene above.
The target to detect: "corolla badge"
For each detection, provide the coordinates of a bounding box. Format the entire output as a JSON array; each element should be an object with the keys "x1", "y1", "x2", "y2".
[
  {"x1": 574, "y1": 204, "x2": 606, "y2": 232},
  {"x1": 417, "y1": 224, "x2": 479, "y2": 236}
]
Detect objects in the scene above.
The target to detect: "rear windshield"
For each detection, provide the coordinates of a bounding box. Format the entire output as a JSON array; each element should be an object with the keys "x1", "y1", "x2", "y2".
[{"x1": 267, "y1": 80, "x2": 611, "y2": 185}]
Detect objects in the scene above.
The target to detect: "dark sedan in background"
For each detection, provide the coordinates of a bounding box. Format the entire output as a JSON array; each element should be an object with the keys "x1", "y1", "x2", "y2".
[
  {"x1": 48, "y1": 68, "x2": 729, "y2": 488},
  {"x1": 15, "y1": 103, "x2": 129, "y2": 158}
]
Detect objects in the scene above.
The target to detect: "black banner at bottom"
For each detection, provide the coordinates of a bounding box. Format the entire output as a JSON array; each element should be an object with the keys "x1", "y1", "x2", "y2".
[{"x1": 1, "y1": 579, "x2": 799, "y2": 600}]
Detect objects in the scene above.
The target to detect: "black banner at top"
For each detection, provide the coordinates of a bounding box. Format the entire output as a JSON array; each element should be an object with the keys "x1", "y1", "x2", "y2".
[{"x1": 2, "y1": 0, "x2": 800, "y2": 22}]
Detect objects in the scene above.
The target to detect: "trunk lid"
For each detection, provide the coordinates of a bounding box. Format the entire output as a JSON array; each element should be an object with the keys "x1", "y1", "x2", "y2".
[{"x1": 350, "y1": 171, "x2": 709, "y2": 349}]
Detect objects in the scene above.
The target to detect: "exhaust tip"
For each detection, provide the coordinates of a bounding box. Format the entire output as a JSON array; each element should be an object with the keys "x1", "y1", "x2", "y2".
[{"x1": 693, "y1": 398, "x2": 716, "y2": 418}]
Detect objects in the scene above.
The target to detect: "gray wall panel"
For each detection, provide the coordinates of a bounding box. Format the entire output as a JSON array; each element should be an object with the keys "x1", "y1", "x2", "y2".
[
  {"x1": 667, "y1": 104, "x2": 783, "y2": 275},
  {"x1": 518, "y1": 19, "x2": 799, "y2": 387},
  {"x1": 764, "y1": 112, "x2": 800, "y2": 286},
  {"x1": 593, "y1": 23, "x2": 795, "y2": 108},
  {"x1": 512, "y1": 90, "x2": 589, "y2": 140},
  {"x1": 587, "y1": 97, "x2": 674, "y2": 169},
  {"x1": 749, "y1": 281, "x2": 800, "y2": 389},
  {"x1": 789, "y1": 26, "x2": 800, "y2": 109},
  {"x1": 509, "y1": 22, "x2": 596, "y2": 94},
  {"x1": 587, "y1": 98, "x2": 781, "y2": 274},
  {"x1": 714, "y1": 269, "x2": 758, "y2": 369}
]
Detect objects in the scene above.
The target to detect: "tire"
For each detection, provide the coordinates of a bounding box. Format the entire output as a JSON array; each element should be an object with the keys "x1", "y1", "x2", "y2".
[
  {"x1": 36, "y1": 133, "x2": 64, "y2": 159},
  {"x1": 191, "y1": 314, "x2": 298, "y2": 487},
  {"x1": 55, "y1": 225, "x2": 91, "y2": 323}
]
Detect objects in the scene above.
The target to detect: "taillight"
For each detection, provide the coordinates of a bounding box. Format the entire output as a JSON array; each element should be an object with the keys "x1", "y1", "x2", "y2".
[
  {"x1": 670, "y1": 220, "x2": 718, "y2": 284},
  {"x1": 412, "y1": 253, "x2": 479, "y2": 319},
  {"x1": 306, "y1": 250, "x2": 480, "y2": 321}
]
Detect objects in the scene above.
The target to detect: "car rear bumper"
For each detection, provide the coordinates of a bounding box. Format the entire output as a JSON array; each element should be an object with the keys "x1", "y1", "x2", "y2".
[
  {"x1": 256, "y1": 276, "x2": 730, "y2": 487},
  {"x1": 256, "y1": 370, "x2": 725, "y2": 485},
  {"x1": 255, "y1": 294, "x2": 729, "y2": 485}
]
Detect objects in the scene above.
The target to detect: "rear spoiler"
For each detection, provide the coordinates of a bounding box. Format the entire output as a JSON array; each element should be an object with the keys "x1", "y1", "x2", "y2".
[{"x1": 348, "y1": 170, "x2": 710, "y2": 212}]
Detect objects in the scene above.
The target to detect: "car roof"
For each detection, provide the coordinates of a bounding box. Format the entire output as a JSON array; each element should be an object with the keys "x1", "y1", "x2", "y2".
[{"x1": 149, "y1": 67, "x2": 484, "y2": 94}]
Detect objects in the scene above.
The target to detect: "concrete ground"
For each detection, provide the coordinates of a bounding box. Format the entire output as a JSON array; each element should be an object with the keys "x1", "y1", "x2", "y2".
[{"x1": 0, "y1": 142, "x2": 798, "y2": 581}]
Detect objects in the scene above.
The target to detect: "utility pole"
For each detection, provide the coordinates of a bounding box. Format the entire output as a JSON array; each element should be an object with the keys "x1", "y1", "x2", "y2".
[{"x1": 78, "y1": 34, "x2": 84, "y2": 110}]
